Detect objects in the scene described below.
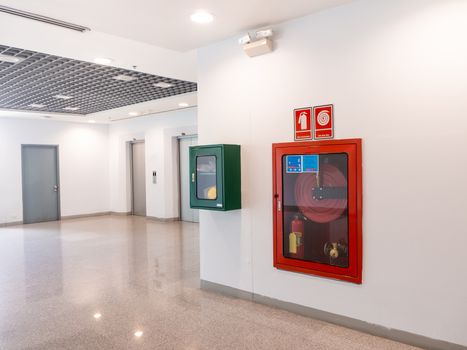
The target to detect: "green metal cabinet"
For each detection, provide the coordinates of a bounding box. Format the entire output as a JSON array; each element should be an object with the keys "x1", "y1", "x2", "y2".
[{"x1": 189, "y1": 144, "x2": 241, "y2": 211}]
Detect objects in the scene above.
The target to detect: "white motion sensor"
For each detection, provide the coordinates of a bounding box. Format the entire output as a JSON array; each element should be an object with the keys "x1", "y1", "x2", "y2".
[
  {"x1": 240, "y1": 28, "x2": 274, "y2": 57},
  {"x1": 238, "y1": 34, "x2": 252, "y2": 45}
]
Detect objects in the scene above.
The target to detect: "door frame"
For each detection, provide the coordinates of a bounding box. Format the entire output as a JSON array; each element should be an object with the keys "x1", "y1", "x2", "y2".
[
  {"x1": 21, "y1": 144, "x2": 61, "y2": 224},
  {"x1": 129, "y1": 140, "x2": 146, "y2": 216},
  {"x1": 177, "y1": 134, "x2": 198, "y2": 222}
]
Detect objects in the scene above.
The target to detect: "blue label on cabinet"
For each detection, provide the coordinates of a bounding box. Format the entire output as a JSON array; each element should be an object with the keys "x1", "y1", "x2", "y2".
[
  {"x1": 303, "y1": 155, "x2": 319, "y2": 173},
  {"x1": 286, "y1": 155, "x2": 319, "y2": 173},
  {"x1": 286, "y1": 155, "x2": 302, "y2": 173}
]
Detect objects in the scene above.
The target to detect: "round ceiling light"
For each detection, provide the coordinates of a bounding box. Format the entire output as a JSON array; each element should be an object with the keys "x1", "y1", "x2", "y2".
[
  {"x1": 190, "y1": 10, "x2": 214, "y2": 24},
  {"x1": 93, "y1": 57, "x2": 113, "y2": 65}
]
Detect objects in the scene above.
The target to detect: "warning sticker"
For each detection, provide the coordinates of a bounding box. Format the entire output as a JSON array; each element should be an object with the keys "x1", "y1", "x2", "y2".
[
  {"x1": 286, "y1": 155, "x2": 319, "y2": 173},
  {"x1": 313, "y1": 104, "x2": 334, "y2": 139},
  {"x1": 302, "y1": 155, "x2": 319, "y2": 173},
  {"x1": 286, "y1": 155, "x2": 302, "y2": 173}
]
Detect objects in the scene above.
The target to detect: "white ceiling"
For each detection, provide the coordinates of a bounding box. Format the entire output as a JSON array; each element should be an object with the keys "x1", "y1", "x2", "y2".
[{"x1": 1, "y1": 0, "x2": 353, "y2": 51}]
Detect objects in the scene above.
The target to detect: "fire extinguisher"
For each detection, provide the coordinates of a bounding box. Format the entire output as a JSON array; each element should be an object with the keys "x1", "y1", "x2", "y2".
[{"x1": 289, "y1": 215, "x2": 305, "y2": 259}]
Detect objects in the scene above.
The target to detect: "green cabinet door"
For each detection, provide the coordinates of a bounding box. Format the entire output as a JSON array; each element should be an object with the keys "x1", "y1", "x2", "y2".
[{"x1": 189, "y1": 144, "x2": 241, "y2": 211}]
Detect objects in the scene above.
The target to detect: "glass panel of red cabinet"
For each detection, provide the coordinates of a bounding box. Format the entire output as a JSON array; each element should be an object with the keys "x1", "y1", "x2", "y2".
[{"x1": 272, "y1": 139, "x2": 362, "y2": 283}]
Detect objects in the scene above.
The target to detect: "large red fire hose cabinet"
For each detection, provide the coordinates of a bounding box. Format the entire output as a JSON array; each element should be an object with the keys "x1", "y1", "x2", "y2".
[{"x1": 272, "y1": 139, "x2": 362, "y2": 283}]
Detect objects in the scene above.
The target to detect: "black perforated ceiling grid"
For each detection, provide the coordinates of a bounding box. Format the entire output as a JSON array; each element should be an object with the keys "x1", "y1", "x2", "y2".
[{"x1": 0, "y1": 45, "x2": 197, "y2": 115}]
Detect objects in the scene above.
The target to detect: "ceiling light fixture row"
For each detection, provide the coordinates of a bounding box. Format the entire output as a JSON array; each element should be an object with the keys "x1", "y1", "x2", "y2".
[
  {"x1": 93, "y1": 57, "x2": 113, "y2": 65},
  {"x1": 0, "y1": 53, "x2": 25, "y2": 64},
  {"x1": 54, "y1": 94, "x2": 73, "y2": 100}
]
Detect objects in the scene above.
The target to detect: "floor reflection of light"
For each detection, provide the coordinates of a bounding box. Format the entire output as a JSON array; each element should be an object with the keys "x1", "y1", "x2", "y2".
[
  {"x1": 134, "y1": 330, "x2": 143, "y2": 338},
  {"x1": 93, "y1": 313, "x2": 102, "y2": 319}
]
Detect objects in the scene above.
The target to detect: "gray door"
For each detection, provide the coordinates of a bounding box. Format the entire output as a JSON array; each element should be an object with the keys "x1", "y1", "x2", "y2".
[
  {"x1": 131, "y1": 141, "x2": 146, "y2": 216},
  {"x1": 22, "y1": 145, "x2": 60, "y2": 224},
  {"x1": 179, "y1": 136, "x2": 199, "y2": 222}
]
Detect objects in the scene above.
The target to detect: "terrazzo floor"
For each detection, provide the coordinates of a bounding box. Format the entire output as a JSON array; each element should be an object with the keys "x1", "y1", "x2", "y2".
[{"x1": 0, "y1": 215, "x2": 419, "y2": 350}]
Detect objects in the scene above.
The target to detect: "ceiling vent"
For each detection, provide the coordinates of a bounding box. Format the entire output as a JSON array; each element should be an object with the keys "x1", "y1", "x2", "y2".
[{"x1": 0, "y1": 5, "x2": 90, "y2": 32}]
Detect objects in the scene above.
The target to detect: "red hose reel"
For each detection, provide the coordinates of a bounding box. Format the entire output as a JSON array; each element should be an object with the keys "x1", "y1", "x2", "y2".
[{"x1": 294, "y1": 164, "x2": 347, "y2": 223}]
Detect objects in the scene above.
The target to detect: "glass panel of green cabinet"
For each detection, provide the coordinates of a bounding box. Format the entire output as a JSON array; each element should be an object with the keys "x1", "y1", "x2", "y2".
[{"x1": 189, "y1": 144, "x2": 241, "y2": 211}]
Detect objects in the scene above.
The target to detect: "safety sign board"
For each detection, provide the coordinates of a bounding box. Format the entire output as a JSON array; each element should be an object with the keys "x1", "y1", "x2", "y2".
[
  {"x1": 313, "y1": 104, "x2": 334, "y2": 139},
  {"x1": 286, "y1": 155, "x2": 319, "y2": 173},
  {"x1": 294, "y1": 107, "x2": 312, "y2": 141},
  {"x1": 286, "y1": 155, "x2": 302, "y2": 173}
]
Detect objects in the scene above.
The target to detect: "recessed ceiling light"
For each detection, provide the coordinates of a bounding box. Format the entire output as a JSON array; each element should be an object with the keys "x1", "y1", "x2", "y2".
[
  {"x1": 113, "y1": 74, "x2": 137, "y2": 82},
  {"x1": 178, "y1": 102, "x2": 189, "y2": 108},
  {"x1": 93, "y1": 312, "x2": 101, "y2": 319},
  {"x1": 64, "y1": 107, "x2": 80, "y2": 111},
  {"x1": 190, "y1": 10, "x2": 214, "y2": 24},
  {"x1": 54, "y1": 94, "x2": 73, "y2": 100},
  {"x1": 88, "y1": 120, "x2": 96, "y2": 124},
  {"x1": 93, "y1": 57, "x2": 113, "y2": 65},
  {"x1": 128, "y1": 111, "x2": 139, "y2": 117},
  {"x1": 29, "y1": 103, "x2": 46, "y2": 108},
  {"x1": 0, "y1": 54, "x2": 25, "y2": 64},
  {"x1": 134, "y1": 330, "x2": 143, "y2": 338},
  {"x1": 154, "y1": 82, "x2": 174, "y2": 88}
]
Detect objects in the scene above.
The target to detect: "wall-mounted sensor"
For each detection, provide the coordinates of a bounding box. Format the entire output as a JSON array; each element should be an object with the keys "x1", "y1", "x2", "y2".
[
  {"x1": 243, "y1": 38, "x2": 273, "y2": 57},
  {"x1": 255, "y1": 29, "x2": 273, "y2": 39},
  {"x1": 238, "y1": 34, "x2": 251, "y2": 45},
  {"x1": 152, "y1": 171, "x2": 157, "y2": 184},
  {"x1": 241, "y1": 28, "x2": 274, "y2": 57}
]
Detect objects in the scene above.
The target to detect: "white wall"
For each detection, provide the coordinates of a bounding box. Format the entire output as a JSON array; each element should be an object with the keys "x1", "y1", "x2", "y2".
[
  {"x1": 0, "y1": 118, "x2": 109, "y2": 224},
  {"x1": 197, "y1": 0, "x2": 467, "y2": 346},
  {"x1": 0, "y1": 108, "x2": 197, "y2": 223},
  {"x1": 108, "y1": 108, "x2": 197, "y2": 219}
]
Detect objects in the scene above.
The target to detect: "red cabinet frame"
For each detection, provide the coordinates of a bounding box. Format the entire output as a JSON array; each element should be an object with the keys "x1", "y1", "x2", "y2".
[{"x1": 272, "y1": 139, "x2": 362, "y2": 284}]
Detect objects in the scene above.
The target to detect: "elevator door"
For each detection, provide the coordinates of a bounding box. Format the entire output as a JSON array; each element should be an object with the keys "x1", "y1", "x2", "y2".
[
  {"x1": 22, "y1": 145, "x2": 60, "y2": 224},
  {"x1": 179, "y1": 137, "x2": 199, "y2": 222},
  {"x1": 131, "y1": 141, "x2": 146, "y2": 216}
]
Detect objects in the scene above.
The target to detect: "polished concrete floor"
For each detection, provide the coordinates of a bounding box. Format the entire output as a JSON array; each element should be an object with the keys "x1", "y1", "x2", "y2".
[{"x1": 0, "y1": 216, "x2": 418, "y2": 350}]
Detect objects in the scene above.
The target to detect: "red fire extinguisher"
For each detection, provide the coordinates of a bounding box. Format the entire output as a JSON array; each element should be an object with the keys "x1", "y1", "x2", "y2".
[{"x1": 289, "y1": 215, "x2": 305, "y2": 259}]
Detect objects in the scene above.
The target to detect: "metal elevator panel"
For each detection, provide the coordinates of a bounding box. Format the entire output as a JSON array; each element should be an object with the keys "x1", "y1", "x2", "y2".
[
  {"x1": 131, "y1": 142, "x2": 146, "y2": 217},
  {"x1": 22, "y1": 145, "x2": 60, "y2": 224},
  {"x1": 180, "y1": 137, "x2": 199, "y2": 222}
]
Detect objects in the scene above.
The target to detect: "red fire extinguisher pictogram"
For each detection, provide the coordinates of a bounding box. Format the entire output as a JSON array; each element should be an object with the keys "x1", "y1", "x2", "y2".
[{"x1": 289, "y1": 215, "x2": 305, "y2": 259}]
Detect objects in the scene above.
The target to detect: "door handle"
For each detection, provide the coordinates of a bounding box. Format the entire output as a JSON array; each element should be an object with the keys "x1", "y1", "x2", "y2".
[
  {"x1": 191, "y1": 173, "x2": 195, "y2": 183},
  {"x1": 53, "y1": 185, "x2": 59, "y2": 192}
]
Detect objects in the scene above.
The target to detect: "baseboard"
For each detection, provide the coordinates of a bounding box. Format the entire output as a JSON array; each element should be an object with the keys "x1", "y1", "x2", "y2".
[
  {"x1": 61, "y1": 212, "x2": 111, "y2": 220},
  {"x1": 146, "y1": 216, "x2": 180, "y2": 222},
  {"x1": 200, "y1": 280, "x2": 466, "y2": 350},
  {"x1": 109, "y1": 211, "x2": 132, "y2": 216},
  {"x1": 0, "y1": 220, "x2": 23, "y2": 228}
]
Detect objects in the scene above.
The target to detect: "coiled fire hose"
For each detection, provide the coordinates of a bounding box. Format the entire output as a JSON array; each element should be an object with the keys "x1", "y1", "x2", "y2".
[{"x1": 294, "y1": 164, "x2": 347, "y2": 223}]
